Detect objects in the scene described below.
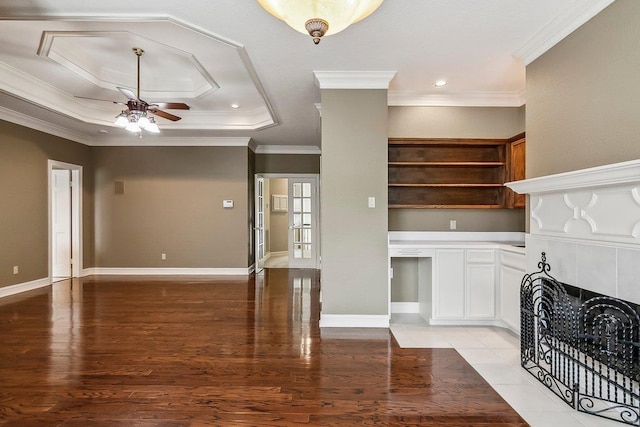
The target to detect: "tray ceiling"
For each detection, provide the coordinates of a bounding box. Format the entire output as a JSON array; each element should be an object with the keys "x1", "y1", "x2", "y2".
[{"x1": 0, "y1": 0, "x2": 615, "y2": 148}]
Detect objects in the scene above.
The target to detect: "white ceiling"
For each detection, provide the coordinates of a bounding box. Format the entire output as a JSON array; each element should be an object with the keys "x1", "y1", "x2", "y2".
[{"x1": 0, "y1": 0, "x2": 614, "y2": 151}]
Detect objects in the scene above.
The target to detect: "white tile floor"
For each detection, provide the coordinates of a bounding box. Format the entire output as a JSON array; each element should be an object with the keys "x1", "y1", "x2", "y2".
[{"x1": 390, "y1": 314, "x2": 623, "y2": 427}]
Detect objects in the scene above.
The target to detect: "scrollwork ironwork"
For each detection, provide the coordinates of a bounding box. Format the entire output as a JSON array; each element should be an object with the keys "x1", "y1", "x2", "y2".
[{"x1": 521, "y1": 253, "x2": 640, "y2": 425}]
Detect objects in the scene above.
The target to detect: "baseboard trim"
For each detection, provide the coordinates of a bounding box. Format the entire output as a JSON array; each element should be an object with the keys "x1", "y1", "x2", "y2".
[
  {"x1": 391, "y1": 302, "x2": 419, "y2": 314},
  {"x1": 0, "y1": 277, "x2": 50, "y2": 298},
  {"x1": 429, "y1": 318, "x2": 519, "y2": 336},
  {"x1": 319, "y1": 314, "x2": 389, "y2": 328},
  {"x1": 83, "y1": 267, "x2": 252, "y2": 276}
]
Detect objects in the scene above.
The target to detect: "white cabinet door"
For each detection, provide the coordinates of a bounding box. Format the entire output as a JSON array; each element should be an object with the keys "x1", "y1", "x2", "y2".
[
  {"x1": 466, "y1": 263, "x2": 496, "y2": 318},
  {"x1": 500, "y1": 264, "x2": 524, "y2": 333},
  {"x1": 434, "y1": 249, "x2": 465, "y2": 319}
]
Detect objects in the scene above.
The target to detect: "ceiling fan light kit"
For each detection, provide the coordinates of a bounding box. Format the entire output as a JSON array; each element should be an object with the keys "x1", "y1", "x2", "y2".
[
  {"x1": 76, "y1": 47, "x2": 190, "y2": 135},
  {"x1": 257, "y1": 0, "x2": 384, "y2": 44}
]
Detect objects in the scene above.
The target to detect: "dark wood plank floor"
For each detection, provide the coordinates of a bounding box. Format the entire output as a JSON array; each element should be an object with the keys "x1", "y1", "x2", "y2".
[{"x1": 0, "y1": 269, "x2": 528, "y2": 426}]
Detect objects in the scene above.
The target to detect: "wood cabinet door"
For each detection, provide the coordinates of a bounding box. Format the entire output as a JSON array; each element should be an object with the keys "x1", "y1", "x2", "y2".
[{"x1": 508, "y1": 137, "x2": 526, "y2": 208}]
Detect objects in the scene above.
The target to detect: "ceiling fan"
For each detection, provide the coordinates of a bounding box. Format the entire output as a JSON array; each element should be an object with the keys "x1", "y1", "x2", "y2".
[{"x1": 76, "y1": 47, "x2": 190, "y2": 133}]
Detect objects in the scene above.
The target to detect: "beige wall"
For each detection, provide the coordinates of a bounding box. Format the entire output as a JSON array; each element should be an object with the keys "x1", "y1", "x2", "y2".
[
  {"x1": 256, "y1": 154, "x2": 320, "y2": 174},
  {"x1": 321, "y1": 89, "x2": 389, "y2": 317},
  {"x1": 93, "y1": 146, "x2": 249, "y2": 268},
  {"x1": 267, "y1": 178, "x2": 288, "y2": 253},
  {"x1": 526, "y1": 0, "x2": 640, "y2": 178},
  {"x1": 389, "y1": 106, "x2": 525, "y2": 139},
  {"x1": 389, "y1": 208, "x2": 525, "y2": 232},
  {"x1": 0, "y1": 120, "x2": 94, "y2": 288},
  {"x1": 388, "y1": 106, "x2": 526, "y2": 232}
]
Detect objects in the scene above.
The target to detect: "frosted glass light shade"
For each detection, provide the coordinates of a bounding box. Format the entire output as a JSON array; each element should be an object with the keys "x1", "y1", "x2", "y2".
[
  {"x1": 114, "y1": 112, "x2": 129, "y2": 127},
  {"x1": 125, "y1": 121, "x2": 141, "y2": 133},
  {"x1": 137, "y1": 115, "x2": 150, "y2": 129},
  {"x1": 146, "y1": 119, "x2": 160, "y2": 133},
  {"x1": 257, "y1": 0, "x2": 383, "y2": 38}
]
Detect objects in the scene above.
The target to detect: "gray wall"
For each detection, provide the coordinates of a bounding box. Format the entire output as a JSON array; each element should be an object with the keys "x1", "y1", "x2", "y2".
[
  {"x1": 526, "y1": 0, "x2": 640, "y2": 178},
  {"x1": 388, "y1": 106, "x2": 526, "y2": 232},
  {"x1": 268, "y1": 178, "x2": 288, "y2": 253},
  {"x1": 321, "y1": 89, "x2": 389, "y2": 317},
  {"x1": 256, "y1": 154, "x2": 320, "y2": 174},
  {"x1": 0, "y1": 120, "x2": 94, "y2": 288},
  {"x1": 93, "y1": 146, "x2": 249, "y2": 268}
]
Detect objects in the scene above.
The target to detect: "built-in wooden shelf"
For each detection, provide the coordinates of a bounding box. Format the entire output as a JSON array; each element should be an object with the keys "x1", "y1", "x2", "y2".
[
  {"x1": 389, "y1": 183, "x2": 504, "y2": 188},
  {"x1": 389, "y1": 162, "x2": 506, "y2": 167},
  {"x1": 389, "y1": 204, "x2": 505, "y2": 209},
  {"x1": 388, "y1": 136, "x2": 525, "y2": 209}
]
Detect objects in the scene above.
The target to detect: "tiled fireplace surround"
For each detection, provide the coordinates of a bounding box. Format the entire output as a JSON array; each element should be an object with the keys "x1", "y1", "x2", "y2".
[{"x1": 507, "y1": 159, "x2": 640, "y2": 307}]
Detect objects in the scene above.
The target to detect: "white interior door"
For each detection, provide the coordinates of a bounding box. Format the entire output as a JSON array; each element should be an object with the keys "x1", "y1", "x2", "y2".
[
  {"x1": 52, "y1": 169, "x2": 71, "y2": 279},
  {"x1": 288, "y1": 177, "x2": 318, "y2": 269},
  {"x1": 255, "y1": 176, "x2": 266, "y2": 273}
]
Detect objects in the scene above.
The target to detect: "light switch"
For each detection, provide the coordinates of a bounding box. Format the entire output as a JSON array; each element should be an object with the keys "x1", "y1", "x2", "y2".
[
  {"x1": 450, "y1": 220, "x2": 457, "y2": 230},
  {"x1": 368, "y1": 197, "x2": 376, "y2": 208},
  {"x1": 223, "y1": 200, "x2": 234, "y2": 208}
]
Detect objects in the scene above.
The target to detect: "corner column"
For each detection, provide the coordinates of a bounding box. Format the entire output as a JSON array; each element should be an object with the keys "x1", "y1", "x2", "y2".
[{"x1": 315, "y1": 71, "x2": 396, "y2": 328}]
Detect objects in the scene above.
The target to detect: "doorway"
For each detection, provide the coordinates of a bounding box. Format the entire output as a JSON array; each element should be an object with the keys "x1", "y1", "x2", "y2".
[
  {"x1": 254, "y1": 174, "x2": 320, "y2": 272},
  {"x1": 48, "y1": 160, "x2": 82, "y2": 281}
]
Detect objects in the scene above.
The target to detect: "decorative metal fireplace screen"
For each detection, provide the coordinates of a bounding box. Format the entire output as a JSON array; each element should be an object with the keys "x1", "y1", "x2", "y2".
[{"x1": 521, "y1": 253, "x2": 640, "y2": 425}]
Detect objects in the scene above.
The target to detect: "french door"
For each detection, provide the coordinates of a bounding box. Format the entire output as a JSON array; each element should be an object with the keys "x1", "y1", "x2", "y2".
[
  {"x1": 255, "y1": 176, "x2": 266, "y2": 273},
  {"x1": 288, "y1": 177, "x2": 318, "y2": 269}
]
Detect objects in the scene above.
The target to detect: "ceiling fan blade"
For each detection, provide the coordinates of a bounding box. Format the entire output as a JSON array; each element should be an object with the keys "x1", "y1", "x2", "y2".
[
  {"x1": 117, "y1": 87, "x2": 138, "y2": 100},
  {"x1": 149, "y1": 102, "x2": 191, "y2": 110},
  {"x1": 74, "y1": 96, "x2": 126, "y2": 105},
  {"x1": 153, "y1": 109, "x2": 182, "y2": 122}
]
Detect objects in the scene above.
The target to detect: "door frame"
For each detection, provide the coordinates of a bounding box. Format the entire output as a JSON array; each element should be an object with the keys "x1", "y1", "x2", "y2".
[
  {"x1": 254, "y1": 175, "x2": 266, "y2": 274},
  {"x1": 254, "y1": 173, "x2": 320, "y2": 270},
  {"x1": 48, "y1": 160, "x2": 83, "y2": 280}
]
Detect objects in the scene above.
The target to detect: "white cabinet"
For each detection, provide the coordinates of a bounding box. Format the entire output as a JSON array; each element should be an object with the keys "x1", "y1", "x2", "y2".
[
  {"x1": 466, "y1": 263, "x2": 496, "y2": 318},
  {"x1": 499, "y1": 251, "x2": 526, "y2": 333},
  {"x1": 434, "y1": 249, "x2": 496, "y2": 320},
  {"x1": 434, "y1": 249, "x2": 465, "y2": 318}
]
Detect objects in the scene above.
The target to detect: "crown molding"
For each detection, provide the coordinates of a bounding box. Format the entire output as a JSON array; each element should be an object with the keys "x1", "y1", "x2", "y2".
[
  {"x1": 254, "y1": 145, "x2": 321, "y2": 155},
  {"x1": 89, "y1": 136, "x2": 252, "y2": 147},
  {"x1": 514, "y1": 0, "x2": 614, "y2": 65},
  {"x1": 388, "y1": 90, "x2": 526, "y2": 107},
  {"x1": 313, "y1": 71, "x2": 397, "y2": 89},
  {"x1": 0, "y1": 105, "x2": 90, "y2": 144}
]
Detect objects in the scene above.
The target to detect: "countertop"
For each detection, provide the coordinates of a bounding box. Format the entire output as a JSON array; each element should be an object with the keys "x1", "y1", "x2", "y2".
[{"x1": 388, "y1": 232, "x2": 526, "y2": 255}]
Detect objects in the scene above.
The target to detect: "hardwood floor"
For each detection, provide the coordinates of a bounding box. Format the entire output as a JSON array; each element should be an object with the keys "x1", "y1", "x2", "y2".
[{"x1": 0, "y1": 269, "x2": 528, "y2": 426}]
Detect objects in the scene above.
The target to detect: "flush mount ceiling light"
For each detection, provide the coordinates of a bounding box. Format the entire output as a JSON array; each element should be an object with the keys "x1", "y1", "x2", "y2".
[{"x1": 257, "y1": 0, "x2": 384, "y2": 44}]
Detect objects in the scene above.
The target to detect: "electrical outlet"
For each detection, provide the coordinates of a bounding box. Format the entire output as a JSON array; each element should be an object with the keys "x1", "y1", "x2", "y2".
[
  {"x1": 13, "y1": 266, "x2": 18, "y2": 275},
  {"x1": 450, "y1": 220, "x2": 457, "y2": 230},
  {"x1": 161, "y1": 253, "x2": 166, "y2": 260}
]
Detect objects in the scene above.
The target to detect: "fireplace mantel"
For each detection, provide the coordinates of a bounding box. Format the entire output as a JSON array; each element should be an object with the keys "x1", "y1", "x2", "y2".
[
  {"x1": 506, "y1": 158, "x2": 640, "y2": 194},
  {"x1": 504, "y1": 159, "x2": 640, "y2": 307},
  {"x1": 506, "y1": 159, "x2": 640, "y2": 246}
]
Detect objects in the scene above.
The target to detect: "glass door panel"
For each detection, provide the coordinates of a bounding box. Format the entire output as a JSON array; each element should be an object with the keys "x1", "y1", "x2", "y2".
[{"x1": 288, "y1": 178, "x2": 317, "y2": 268}]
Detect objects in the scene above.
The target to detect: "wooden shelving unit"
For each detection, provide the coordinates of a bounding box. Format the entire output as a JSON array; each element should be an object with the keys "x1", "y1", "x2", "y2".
[{"x1": 388, "y1": 137, "x2": 524, "y2": 209}]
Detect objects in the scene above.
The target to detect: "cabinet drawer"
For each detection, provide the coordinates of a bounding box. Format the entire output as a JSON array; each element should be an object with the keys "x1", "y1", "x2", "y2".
[
  {"x1": 466, "y1": 249, "x2": 495, "y2": 263},
  {"x1": 389, "y1": 247, "x2": 435, "y2": 257}
]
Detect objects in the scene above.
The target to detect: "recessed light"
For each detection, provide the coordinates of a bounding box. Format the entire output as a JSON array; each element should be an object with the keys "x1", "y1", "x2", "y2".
[
  {"x1": 99, "y1": 129, "x2": 109, "y2": 134},
  {"x1": 434, "y1": 80, "x2": 447, "y2": 88},
  {"x1": 231, "y1": 104, "x2": 240, "y2": 109}
]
